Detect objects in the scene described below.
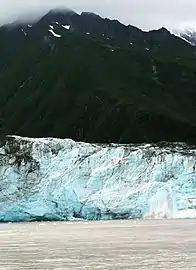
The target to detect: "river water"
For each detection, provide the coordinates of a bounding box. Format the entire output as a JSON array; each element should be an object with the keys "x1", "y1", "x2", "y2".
[{"x1": 0, "y1": 219, "x2": 196, "y2": 269}]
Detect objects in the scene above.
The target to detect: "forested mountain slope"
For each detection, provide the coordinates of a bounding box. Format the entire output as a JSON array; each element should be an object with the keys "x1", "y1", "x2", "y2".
[{"x1": 1, "y1": 9, "x2": 196, "y2": 143}]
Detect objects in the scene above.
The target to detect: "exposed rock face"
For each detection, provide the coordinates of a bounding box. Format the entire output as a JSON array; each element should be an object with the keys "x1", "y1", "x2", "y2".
[{"x1": 0, "y1": 136, "x2": 196, "y2": 222}]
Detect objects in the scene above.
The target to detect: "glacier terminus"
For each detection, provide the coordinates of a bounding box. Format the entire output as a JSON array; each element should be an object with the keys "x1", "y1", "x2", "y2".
[{"x1": 0, "y1": 136, "x2": 196, "y2": 222}]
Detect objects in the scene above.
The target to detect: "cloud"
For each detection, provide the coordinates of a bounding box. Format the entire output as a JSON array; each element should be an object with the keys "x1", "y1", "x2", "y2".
[{"x1": 0, "y1": 0, "x2": 196, "y2": 30}]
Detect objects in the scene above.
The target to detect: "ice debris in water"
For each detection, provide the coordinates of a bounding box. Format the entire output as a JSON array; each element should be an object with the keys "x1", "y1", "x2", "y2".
[
  {"x1": 0, "y1": 136, "x2": 196, "y2": 222},
  {"x1": 146, "y1": 189, "x2": 177, "y2": 219}
]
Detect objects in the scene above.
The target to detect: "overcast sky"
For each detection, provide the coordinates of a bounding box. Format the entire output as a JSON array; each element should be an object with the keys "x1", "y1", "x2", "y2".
[{"x1": 0, "y1": 0, "x2": 196, "y2": 30}]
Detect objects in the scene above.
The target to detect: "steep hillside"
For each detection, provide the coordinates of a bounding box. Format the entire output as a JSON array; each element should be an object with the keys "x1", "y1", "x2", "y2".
[{"x1": 1, "y1": 9, "x2": 196, "y2": 143}]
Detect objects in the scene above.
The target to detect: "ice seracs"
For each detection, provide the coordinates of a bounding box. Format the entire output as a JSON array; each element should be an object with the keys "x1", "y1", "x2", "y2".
[{"x1": 1, "y1": 136, "x2": 196, "y2": 222}]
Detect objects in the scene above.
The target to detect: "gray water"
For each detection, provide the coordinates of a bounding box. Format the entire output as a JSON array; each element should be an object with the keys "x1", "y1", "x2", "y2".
[{"x1": 0, "y1": 219, "x2": 196, "y2": 269}]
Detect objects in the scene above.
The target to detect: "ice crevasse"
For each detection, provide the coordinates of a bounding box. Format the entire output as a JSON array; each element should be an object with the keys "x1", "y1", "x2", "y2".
[{"x1": 0, "y1": 135, "x2": 196, "y2": 222}]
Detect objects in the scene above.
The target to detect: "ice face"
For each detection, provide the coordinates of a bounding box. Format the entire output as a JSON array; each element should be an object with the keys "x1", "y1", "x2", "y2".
[{"x1": 0, "y1": 136, "x2": 196, "y2": 222}]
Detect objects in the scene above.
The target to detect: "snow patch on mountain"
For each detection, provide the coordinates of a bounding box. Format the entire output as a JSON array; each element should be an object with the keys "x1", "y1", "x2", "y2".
[
  {"x1": 48, "y1": 29, "x2": 61, "y2": 38},
  {"x1": 171, "y1": 30, "x2": 194, "y2": 45},
  {"x1": 62, "y1": 25, "x2": 70, "y2": 30},
  {"x1": 21, "y1": 29, "x2": 27, "y2": 36},
  {"x1": 170, "y1": 22, "x2": 196, "y2": 46}
]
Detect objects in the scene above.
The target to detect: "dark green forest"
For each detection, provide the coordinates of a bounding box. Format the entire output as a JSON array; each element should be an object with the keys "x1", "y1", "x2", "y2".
[{"x1": 1, "y1": 9, "x2": 196, "y2": 143}]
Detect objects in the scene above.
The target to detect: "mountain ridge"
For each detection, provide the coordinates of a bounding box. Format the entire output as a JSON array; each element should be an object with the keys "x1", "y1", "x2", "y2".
[
  {"x1": 171, "y1": 27, "x2": 196, "y2": 46},
  {"x1": 1, "y1": 9, "x2": 196, "y2": 144}
]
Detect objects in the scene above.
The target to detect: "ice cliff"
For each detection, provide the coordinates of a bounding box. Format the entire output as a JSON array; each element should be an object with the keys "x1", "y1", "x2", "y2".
[{"x1": 0, "y1": 136, "x2": 196, "y2": 222}]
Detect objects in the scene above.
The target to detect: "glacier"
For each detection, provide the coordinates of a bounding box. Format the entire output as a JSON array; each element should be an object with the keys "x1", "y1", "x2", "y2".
[{"x1": 0, "y1": 136, "x2": 196, "y2": 222}]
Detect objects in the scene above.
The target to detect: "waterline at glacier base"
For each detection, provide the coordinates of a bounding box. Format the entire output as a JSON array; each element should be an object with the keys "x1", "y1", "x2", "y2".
[{"x1": 0, "y1": 136, "x2": 196, "y2": 222}]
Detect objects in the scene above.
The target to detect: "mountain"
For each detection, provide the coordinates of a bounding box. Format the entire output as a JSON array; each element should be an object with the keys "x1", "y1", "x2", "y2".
[
  {"x1": 171, "y1": 27, "x2": 196, "y2": 46},
  {"x1": 1, "y1": 9, "x2": 196, "y2": 144}
]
